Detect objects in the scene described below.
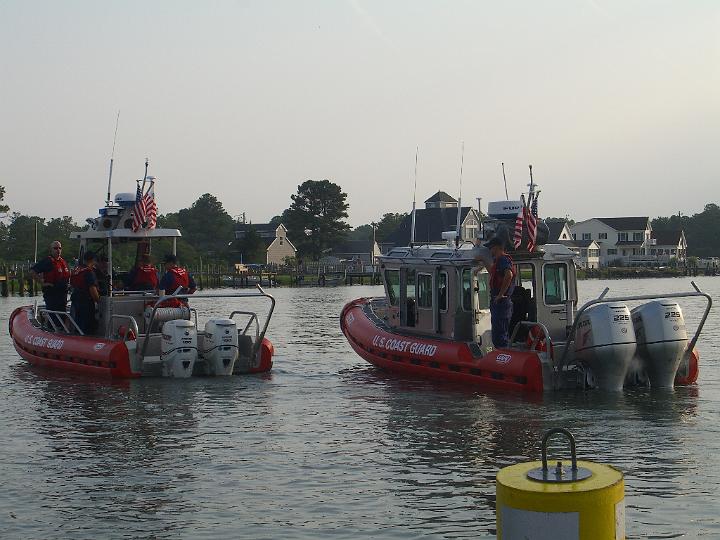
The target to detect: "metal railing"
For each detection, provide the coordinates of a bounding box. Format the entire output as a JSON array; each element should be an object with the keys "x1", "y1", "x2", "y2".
[
  {"x1": 139, "y1": 284, "x2": 275, "y2": 369},
  {"x1": 555, "y1": 281, "x2": 712, "y2": 380}
]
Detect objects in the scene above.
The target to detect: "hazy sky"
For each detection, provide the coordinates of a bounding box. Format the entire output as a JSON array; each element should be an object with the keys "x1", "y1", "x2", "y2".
[{"x1": 1, "y1": 0, "x2": 718, "y2": 227}]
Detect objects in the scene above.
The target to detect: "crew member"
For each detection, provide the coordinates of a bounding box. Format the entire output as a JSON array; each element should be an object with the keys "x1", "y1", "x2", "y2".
[
  {"x1": 70, "y1": 251, "x2": 100, "y2": 335},
  {"x1": 30, "y1": 241, "x2": 70, "y2": 312},
  {"x1": 159, "y1": 254, "x2": 197, "y2": 307},
  {"x1": 485, "y1": 237, "x2": 516, "y2": 348},
  {"x1": 126, "y1": 254, "x2": 159, "y2": 291}
]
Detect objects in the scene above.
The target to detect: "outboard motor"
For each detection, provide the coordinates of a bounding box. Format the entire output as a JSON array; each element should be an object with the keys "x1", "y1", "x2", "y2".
[
  {"x1": 161, "y1": 319, "x2": 198, "y2": 378},
  {"x1": 203, "y1": 319, "x2": 239, "y2": 376},
  {"x1": 631, "y1": 301, "x2": 688, "y2": 388},
  {"x1": 574, "y1": 304, "x2": 636, "y2": 391}
]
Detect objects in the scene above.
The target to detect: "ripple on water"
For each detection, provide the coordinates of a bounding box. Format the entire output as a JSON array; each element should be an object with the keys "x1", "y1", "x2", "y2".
[{"x1": 1, "y1": 279, "x2": 719, "y2": 538}]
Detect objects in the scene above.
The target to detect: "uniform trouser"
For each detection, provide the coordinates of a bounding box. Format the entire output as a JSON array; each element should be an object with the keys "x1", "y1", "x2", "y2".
[
  {"x1": 490, "y1": 297, "x2": 513, "y2": 348},
  {"x1": 43, "y1": 288, "x2": 67, "y2": 312},
  {"x1": 71, "y1": 296, "x2": 97, "y2": 335}
]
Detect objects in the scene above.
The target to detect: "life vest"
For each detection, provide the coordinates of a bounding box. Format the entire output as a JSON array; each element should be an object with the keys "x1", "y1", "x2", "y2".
[
  {"x1": 164, "y1": 266, "x2": 190, "y2": 295},
  {"x1": 489, "y1": 254, "x2": 517, "y2": 295},
  {"x1": 44, "y1": 256, "x2": 70, "y2": 286},
  {"x1": 131, "y1": 264, "x2": 158, "y2": 289},
  {"x1": 161, "y1": 266, "x2": 190, "y2": 308},
  {"x1": 70, "y1": 265, "x2": 95, "y2": 295}
]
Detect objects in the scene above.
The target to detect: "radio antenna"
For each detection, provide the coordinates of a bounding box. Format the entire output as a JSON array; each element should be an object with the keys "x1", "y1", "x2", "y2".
[
  {"x1": 502, "y1": 162, "x2": 509, "y2": 200},
  {"x1": 455, "y1": 141, "x2": 464, "y2": 247},
  {"x1": 410, "y1": 146, "x2": 419, "y2": 247},
  {"x1": 105, "y1": 110, "x2": 120, "y2": 206}
]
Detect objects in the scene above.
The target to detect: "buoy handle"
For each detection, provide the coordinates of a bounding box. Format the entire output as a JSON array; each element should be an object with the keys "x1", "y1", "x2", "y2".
[{"x1": 541, "y1": 428, "x2": 578, "y2": 472}]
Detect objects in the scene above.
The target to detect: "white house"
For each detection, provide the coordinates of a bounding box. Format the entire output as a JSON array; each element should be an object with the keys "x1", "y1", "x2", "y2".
[
  {"x1": 547, "y1": 221, "x2": 599, "y2": 268},
  {"x1": 650, "y1": 230, "x2": 687, "y2": 265},
  {"x1": 235, "y1": 223, "x2": 298, "y2": 265},
  {"x1": 570, "y1": 217, "x2": 653, "y2": 267}
]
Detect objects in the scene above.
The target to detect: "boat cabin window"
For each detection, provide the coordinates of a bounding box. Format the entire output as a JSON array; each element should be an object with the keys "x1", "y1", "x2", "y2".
[
  {"x1": 513, "y1": 263, "x2": 536, "y2": 322},
  {"x1": 543, "y1": 263, "x2": 568, "y2": 305},
  {"x1": 438, "y1": 271, "x2": 448, "y2": 312},
  {"x1": 476, "y1": 273, "x2": 490, "y2": 310},
  {"x1": 462, "y1": 269, "x2": 472, "y2": 311},
  {"x1": 417, "y1": 273, "x2": 433, "y2": 309},
  {"x1": 385, "y1": 269, "x2": 400, "y2": 306}
]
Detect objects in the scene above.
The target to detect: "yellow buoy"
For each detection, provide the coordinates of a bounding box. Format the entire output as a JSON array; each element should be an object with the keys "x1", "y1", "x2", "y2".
[{"x1": 496, "y1": 428, "x2": 625, "y2": 540}]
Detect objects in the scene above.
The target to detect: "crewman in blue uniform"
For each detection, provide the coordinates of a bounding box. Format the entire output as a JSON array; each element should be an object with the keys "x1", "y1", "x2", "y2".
[
  {"x1": 159, "y1": 254, "x2": 196, "y2": 307},
  {"x1": 70, "y1": 251, "x2": 100, "y2": 334},
  {"x1": 485, "y1": 237, "x2": 516, "y2": 348}
]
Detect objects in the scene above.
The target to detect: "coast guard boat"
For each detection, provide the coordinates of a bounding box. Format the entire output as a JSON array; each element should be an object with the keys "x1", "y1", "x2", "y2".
[
  {"x1": 9, "y1": 172, "x2": 275, "y2": 378},
  {"x1": 341, "y1": 193, "x2": 711, "y2": 392}
]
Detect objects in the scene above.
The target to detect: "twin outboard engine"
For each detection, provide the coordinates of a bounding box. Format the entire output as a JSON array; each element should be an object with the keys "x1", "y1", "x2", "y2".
[
  {"x1": 574, "y1": 304, "x2": 637, "y2": 391},
  {"x1": 161, "y1": 319, "x2": 198, "y2": 378},
  {"x1": 632, "y1": 301, "x2": 688, "y2": 388},
  {"x1": 203, "y1": 319, "x2": 239, "y2": 376}
]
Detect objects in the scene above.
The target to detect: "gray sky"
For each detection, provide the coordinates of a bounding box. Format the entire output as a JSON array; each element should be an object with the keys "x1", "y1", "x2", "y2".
[{"x1": 1, "y1": 0, "x2": 718, "y2": 227}]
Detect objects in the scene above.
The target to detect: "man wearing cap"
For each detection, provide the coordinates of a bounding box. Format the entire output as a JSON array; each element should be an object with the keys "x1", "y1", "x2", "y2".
[
  {"x1": 485, "y1": 237, "x2": 516, "y2": 348},
  {"x1": 30, "y1": 241, "x2": 70, "y2": 313},
  {"x1": 70, "y1": 251, "x2": 100, "y2": 334},
  {"x1": 159, "y1": 254, "x2": 197, "y2": 307}
]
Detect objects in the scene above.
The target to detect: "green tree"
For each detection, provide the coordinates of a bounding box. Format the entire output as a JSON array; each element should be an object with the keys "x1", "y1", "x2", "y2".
[
  {"x1": 0, "y1": 185, "x2": 9, "y2": 214},
  {"x1": 176, "y1": 194, "x2": 235, "y2": 262},
  {"x1": 545, "y1": 216, "x2": 575, "y2": 226},
  {"x1": 233, "y1": 224, "x2": 266, "y2": 264},
  {"x1": 348, "y1": 224, "x2": 374, "y2": 241},
  {"x1": 653, "y1": 204, "x2": 720, "y2": 258},
  {"x1": 283, "y1": 179, "x2": 350, "y2": 259},
  {"x1": 374, "y1": 212, "x2": 408, "y2": 242}
]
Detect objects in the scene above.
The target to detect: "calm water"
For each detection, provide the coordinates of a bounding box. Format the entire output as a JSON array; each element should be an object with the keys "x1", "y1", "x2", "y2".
[{"x1": 1, "y1": 277, "x2": 718, "y2": 539}]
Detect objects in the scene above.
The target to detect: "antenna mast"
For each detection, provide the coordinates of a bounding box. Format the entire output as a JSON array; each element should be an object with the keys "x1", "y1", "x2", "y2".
[
  {"x1": 410, "y1": 146, "x2": 418, "y2": 247},
  {"x1": 502, "y1": 162, "x2": 509, "y2": 200},
  {"x1": 105, "y1": 110, "x2": 120, "y2": 206},
  {"x1": 455, "y1": 142, "x2": 464, "y2": 247}
]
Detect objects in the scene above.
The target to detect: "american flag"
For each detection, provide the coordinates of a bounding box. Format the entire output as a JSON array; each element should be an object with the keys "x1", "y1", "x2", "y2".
[
  {"x1": 525, "y1": 195, "x2": 538, "y2": 252},
  {"x1": 513, "y1": 197, "x2": 524, "y2": 249},
  {"x1": 131, "y1": 182, "x2": 146, "y2": 232},
  {"x1": 143, "y1": 183, "x2": 157, "y2": 229}
]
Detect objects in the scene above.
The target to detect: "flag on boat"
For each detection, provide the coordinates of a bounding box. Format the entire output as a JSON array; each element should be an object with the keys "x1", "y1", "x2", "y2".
[
  {"x1": 525, "y1": 194, "x2": 538, "y2": 252},
  {"x1": 131, "y1": 182, "x2": 145, "y2": 232},
  {"x1": 132, "y1": 179, "x2": 157, "y2": 231},
  {"x1": 143, "y1": 183, "x2": 157, "y2": 229},
  {"x1": 513, "y1": 195, "x2": 525, "y2": 249}
]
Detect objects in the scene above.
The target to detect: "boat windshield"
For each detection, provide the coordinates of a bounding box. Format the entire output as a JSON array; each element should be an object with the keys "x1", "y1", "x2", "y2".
[{"x1": 385, "y1": 269, "x2": 400, "y2": 306}]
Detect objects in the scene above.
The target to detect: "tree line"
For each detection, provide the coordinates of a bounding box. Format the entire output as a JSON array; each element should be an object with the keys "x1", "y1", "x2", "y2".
[{"x1": 1, "y1": 183, "x2": 718, "y2": 265}]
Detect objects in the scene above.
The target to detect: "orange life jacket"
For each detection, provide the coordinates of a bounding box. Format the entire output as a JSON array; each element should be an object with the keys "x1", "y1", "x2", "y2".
[{"x1": 44, "y1": 256, "x2": 70, "y2": 285}]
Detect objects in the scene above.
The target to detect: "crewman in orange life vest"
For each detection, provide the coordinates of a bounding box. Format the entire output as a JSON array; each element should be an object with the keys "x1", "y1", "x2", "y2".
[
  {"x1": 30, "y1": 240, "x2": 71, "y2": 312},
  {"x1": 70, "y1": 251, "x2": 100, "y2": 335},
  {"x1": 159, "y1": 254, "x2": 197, "y2": 307},
  {"x1": 126, "y1": 254, "x2": 159, "y2": 291}
]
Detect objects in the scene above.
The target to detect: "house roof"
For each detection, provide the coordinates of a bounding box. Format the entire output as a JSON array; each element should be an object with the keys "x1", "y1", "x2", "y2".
[
  {"x1": 615, "y1": 240, "x2": 643, "y2": 246},
  {"x1": 572, "y1": 239, "x2": 597, "y2": 248},
  {"x1": 652, "y1": 230, "x2": 683, "y2": 245},
  {"x1": 596, "y1": 217, "x2": 649, "y2": 231},
  {"x1": 546, "y1": 221, "x2": 568, "y2": 242},
  {"x1": 384, "y1": 207, "x2": 473, "y2": 245},
  {"x1": 424, "y1": 191, "x2": 457, "y2": 204},
  {"x1": 235, "y1": 223, "x2": 279, "y2": 233},
  {"x1": 333, "y1": 240, "x2": 376, "y2": 254}
]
